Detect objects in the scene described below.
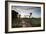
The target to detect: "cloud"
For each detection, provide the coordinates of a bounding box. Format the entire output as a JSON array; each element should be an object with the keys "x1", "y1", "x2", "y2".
[{"x1": 12, "y1": 6, "x2": 41, "y2": 18}]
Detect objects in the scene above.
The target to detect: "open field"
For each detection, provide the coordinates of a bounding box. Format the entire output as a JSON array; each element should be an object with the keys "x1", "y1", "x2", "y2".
[
  {"x1": 31, "y1": 18, "x2": 41, "y2": 27},
  {"x1": 12, "y1": 18, "x2": 41, "y2": 28}
]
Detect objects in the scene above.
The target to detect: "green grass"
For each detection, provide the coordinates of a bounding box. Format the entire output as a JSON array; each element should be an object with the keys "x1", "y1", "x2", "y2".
[
  {"x1": 31, "y1": 18, "x2": 41, "y2": 27},
  {"x1": 12, "y1": 18, "x2": 41, "y2": 28}
]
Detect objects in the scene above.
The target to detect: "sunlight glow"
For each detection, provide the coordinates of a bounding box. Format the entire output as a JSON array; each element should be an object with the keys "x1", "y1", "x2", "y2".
[{"x1": 21, "y1": 14, "x2": 24, "y2": 18}]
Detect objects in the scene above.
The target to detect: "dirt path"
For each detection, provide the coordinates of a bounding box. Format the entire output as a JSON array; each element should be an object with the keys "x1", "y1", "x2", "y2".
[{"x1": 21, "y1": 19, "x2": 32, "y2": 27}]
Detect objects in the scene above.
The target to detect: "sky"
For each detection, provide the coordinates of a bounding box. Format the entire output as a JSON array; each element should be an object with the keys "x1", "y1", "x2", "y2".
[
  {"x1": 32, "y1": 7, "x2": 41, "y2": 18},
  {"x1": 12, "y1": 6, "x2": 41, "y2": 18}
]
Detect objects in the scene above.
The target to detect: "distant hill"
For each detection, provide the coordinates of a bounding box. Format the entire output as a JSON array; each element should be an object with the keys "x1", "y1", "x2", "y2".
[{"x1": 32, "y1": 17, "x2": 41, "y2": 18}]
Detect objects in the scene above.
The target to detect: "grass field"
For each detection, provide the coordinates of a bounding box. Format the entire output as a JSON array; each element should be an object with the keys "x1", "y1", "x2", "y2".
[
  {"x1": 12, "y1": 18, "x2": 41, "y2": 28},
  {"x1": 31, "y1": 18, "x2": 41, "y2": 27}
]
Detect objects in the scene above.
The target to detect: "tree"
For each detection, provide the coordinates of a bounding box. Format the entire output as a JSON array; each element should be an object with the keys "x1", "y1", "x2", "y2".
[
  {"x1": 29, "y1": 13, "x2": 32, "y2": 18},
  {"x1": 12, "y1": 10, "x2": 18, "y2": 18}
]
